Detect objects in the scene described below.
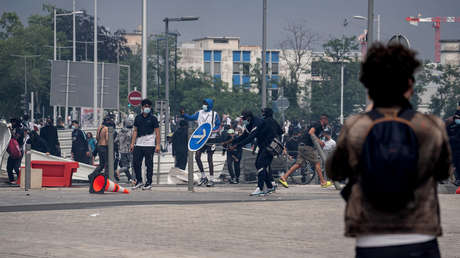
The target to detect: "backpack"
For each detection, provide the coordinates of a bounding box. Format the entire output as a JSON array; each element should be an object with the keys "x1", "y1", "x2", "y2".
[
  {"x1": 7, "y1": 138, "x2": 22, "y2": 159},
  {"x1": 359, "y1": 109, "x2": 419, "y2": 212}
]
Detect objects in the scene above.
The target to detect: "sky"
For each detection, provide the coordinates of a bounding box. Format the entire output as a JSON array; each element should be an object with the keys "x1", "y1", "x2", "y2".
[{"x1": 3, "y1": 0, "x2": 460, "y2": 61}]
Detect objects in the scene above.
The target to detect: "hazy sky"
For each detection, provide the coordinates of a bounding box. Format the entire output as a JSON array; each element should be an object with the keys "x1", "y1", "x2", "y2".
[{"x1": 3, "y1": 0, "x2": 460, "y2": 61}]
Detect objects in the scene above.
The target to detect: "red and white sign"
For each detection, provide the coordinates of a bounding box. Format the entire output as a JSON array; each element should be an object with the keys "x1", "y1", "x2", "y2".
[{"x1": 128, "y1": 91, "x2": 142, "y2": 106}]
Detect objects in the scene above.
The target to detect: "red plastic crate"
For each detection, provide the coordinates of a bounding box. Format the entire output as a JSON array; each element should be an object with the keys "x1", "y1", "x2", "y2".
[{"x1": 18, "y1": 161, "x2": 79, "y2": 187}]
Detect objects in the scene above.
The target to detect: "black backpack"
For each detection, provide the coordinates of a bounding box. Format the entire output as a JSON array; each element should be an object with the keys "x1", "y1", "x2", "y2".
[{"x1": 359, "y1": 109, "x2": 419, "y2": 212}]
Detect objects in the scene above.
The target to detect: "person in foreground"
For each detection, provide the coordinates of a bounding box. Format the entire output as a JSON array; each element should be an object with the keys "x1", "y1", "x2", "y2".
[{"x1": 326, "y1": 44, "x2": 452, "y2": 258}]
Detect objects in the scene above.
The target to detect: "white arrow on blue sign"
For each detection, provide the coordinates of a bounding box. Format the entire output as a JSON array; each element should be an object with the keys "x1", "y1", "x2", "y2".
[{"x1": 188, "y1": 123, "x2": 212, "y2": 152}]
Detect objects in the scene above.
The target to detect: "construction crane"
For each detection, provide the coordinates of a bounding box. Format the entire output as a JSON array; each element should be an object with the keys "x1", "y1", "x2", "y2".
[{"x1": 406, "y1": 15, "x2": 460, "y2": 63}]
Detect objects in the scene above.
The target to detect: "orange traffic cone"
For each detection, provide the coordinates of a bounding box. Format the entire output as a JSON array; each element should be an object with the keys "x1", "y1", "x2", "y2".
[
  {"x1": 92, "y1": 175, "x2": 130, "y2": 194},
  {"x1": 456, "y1": 186, "x2": 460, "y2": 194}
]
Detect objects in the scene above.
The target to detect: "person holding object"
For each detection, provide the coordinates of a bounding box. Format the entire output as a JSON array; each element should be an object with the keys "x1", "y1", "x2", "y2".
[
  {"x1": 181, "y1": 99, "x2": 221, "y2": 187},
  {"x1": 327, "y1": 44, "x2": 451, "y2": 258},
  {"x1": 130, "y1": 99, "x2": 161, "y2": 190}
]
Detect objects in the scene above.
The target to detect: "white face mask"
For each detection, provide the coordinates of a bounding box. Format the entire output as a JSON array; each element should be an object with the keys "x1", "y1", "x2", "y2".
[
  {"x1": 143, "y1": 107, "x2": 151, "y2": 114},
  {"x1": 242, "y1": 120, "x2": 249, "y2": 126},
  {"x1": 202, "y1": 105, "x2": 208, "y2": 111}
]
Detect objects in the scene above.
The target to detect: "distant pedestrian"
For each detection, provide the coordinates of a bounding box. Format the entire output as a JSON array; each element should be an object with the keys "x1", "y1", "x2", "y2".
[
  {"x1": 130, "y1": 99, "x2": 161, "y2": 190},
  {"x1": 27, "y1": 131, "x2": 50, "y2": 154},
  {"x1": 40, "y1": 118, "x2": 60, "y2": 156},
  {"x1": 71, "y1": 120, "x2": 89, "y2": 164},
  {"x1": 115, "y1": 120, "x2": 135, "y2": 185},
  {"x1": 88, "y1": 117, "x2": 111, "y2": 181},
  {"x1": 6, "y1": 130, "x2": 22, "y2": 185},
  {"x1": 172, "y1": 120, "x2": 188, "y2": 170},
  {"x1": 86, "y1": 132, "x2": 97, "y2": 165},
  {"x1": 223, "y1": 128, "x2": 242, "y2": 184},
  {"x1": 327, "y1": 44, "x2": 451, "y2": 258},
  {"x1": 446, "y1": 109, "x2": 460, "y2": 186}
]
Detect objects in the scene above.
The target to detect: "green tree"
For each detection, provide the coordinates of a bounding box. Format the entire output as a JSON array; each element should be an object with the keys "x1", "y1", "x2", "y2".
[{"x1": 429, "y1": 64, "x2": 460, "y2": 118}]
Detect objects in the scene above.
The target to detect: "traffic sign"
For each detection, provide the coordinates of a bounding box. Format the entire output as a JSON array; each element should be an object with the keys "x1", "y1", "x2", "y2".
[
  {"x1": 188, "y1": 123, "x2": 212, "y2": 152},
  {"x1": 128, "y1": 91, "x2": 142, "y2": 106},
  {"x1": 388, "y1": 34, "x2": 411, "y2": 48},
  {"x1": 276, "y1": 96, "x2": 289, "y2": 111}
]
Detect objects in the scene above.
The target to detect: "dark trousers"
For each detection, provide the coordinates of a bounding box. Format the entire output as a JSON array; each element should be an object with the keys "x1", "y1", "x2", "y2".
[
  {"x1": 118, "y1": 152, "x2": 133, "y2": 181},
  {"x1": 175, "y1": 151, "x2": 187, "y2": 170},
  {"x1": 74, "y1": 150, "x2": 89, "y2": 164},
  {"x1": 356, "y1": 239, "x2": 440, "y2": 258},
  {"x1": 453, "y1": 153, "x2": 460, "y2": 184},
  {"x1": 6, "y1": 156, "x2": 21, "y2": 182},
  {"x1": 133, "y1": 146, "x2": 154, "y2": 185},
  {"x1": 255, "y1": 148, "x2": 273, "y2": 190},
  {"x1": 195, "y1": 145, "x2": 214, "y2": 176},
  {"x1": 90, "y1": 146, "x2": 108, "y2": 177},
  {"x1": 227, "y1": 150, "x2": 241, "y2": 180}
]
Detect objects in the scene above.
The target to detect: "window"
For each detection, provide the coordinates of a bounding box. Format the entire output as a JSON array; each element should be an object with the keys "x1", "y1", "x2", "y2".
[
  {"x1": 243, "y1": 51, "x2": 251, "y2": 62},
  {"x1": 214, "y1": 39, "x2": 229, "y2": 44},
  {"x1": 311, "y1": 61, "x2": 320, "y2": 76},
  {"x1": 243, "y1": 63, "x2": 250, "y2": 75},
  {"x1": 214, "y1": 62, "x2": 221, "y2": 75},
  {"x1": 233, "y1": 74, "x2": 241, "y2": 86},
  {"x1": 204, "y1": 51, "x2": 211, "y2": 62},
  {"x1": 271, "y1": 51, "x2": 279, "y2": 62},
  {"x1": 204, "y1": 62, "x2": 211, "y2": 74},
  {"x1": 213, "y1": 51, "x2": 221, "y2": 62},
  {"x1": 265, "y1": 51, "x2": 270, "y2": 63},
  {"x1": 271, "y1": 75, "x2": 279, "y2": 89},
  {"x1": 233, "y1": 62, "x2": 240, "y2": 74},
  {"x1": 242, "y1": 75, "x2": 250, "y2": 85},
  {"x1": 272, "y1": 63, "x2": 279, "y2": 75},
  {"x1": 233, "y1": 51, "x2": 241, "y2": 62}
]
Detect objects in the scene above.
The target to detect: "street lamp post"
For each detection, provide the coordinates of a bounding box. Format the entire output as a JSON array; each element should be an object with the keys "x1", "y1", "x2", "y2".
[
  {"x1": 261, "y1": 0, "x2": 267, "y2": 109},
  {"x1": 163, "y1": 16, "x2": 199, "y2": 144},
  {"x1": 352, "y1": 14, "x2": 381, "y2": 41},
  {"x1": 11, "y1": 55, "x2": 40, "y2": 116}
]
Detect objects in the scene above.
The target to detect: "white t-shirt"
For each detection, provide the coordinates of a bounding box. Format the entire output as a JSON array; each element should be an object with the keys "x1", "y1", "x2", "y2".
[{"x1": 136, "y1": 134, "x2": 155, "y2": 147}]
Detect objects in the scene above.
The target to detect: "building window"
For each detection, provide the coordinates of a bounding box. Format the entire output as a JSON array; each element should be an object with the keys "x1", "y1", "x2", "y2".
[
  {"x1": 204, "y1": 62, "x2": 211, "y2": 74},
  {"x1": 233, "y1": 62, "x2": 240, "y2": 74},
  {"x1": 233, "y1": 74, "x2": 241, "y2": 87},
  {"x1": 243, "y1": 51, "x2": 251, "y2": 62},
  {"x1": 204, "y1": 50, "x2": 211, "y2": 62},
  {"x1": 243, "y1": 63, "x2": 250, "y2": 75},
  {"x1": 271, "y1": 51, "x2": 279, "y2": 62},
  {"x1": 242, "y1": 75, "x2": 250, "y2": 89},
  {"x1": 233, "y1": 51, "x2": 241, "y2": 62},
  {"x1": 214, "y1": 62, "x2": 221, "y2": 75},
  {"x1": 311, "y1": 61, "x2": 320, "y2": 76},
  {"x1": 213, "y1": 50, "x2": 221, "y2": 62},
  {"x1": 272, "y1": 63, "x2": 279, "y2": 75},
  {"x1": 271, "y1": 75, "x2": 279, "y2": 89}
]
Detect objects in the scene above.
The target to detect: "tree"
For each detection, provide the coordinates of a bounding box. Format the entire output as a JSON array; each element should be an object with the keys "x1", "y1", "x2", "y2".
[{"x1": 429, "y1": 64, "x2": 460, "y2": 118}]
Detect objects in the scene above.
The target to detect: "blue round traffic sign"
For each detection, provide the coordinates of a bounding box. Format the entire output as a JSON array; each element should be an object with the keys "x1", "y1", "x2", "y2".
[{"x1": 188, "y1": 123, "x2": 212, "y2": 152}]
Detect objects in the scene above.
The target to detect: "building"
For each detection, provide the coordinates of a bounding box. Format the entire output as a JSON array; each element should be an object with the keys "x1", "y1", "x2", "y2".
[
  {"x1": 122, "y1": 26, "x2": 142, "y2": 54},
  {"x1": 440, "y1": 39, "x2": 460, "y2": 66},
  {"x1": 177, "y1": 36, "x2": 312, "y2": 99}
]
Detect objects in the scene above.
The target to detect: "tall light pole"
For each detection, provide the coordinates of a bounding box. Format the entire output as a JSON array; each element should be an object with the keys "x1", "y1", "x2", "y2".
[
  {"x1": 163, "y1": 16, "x2": 199, "y2": 142},
  {"x1": 141, "y1": 0, "x2": 147, "y2": 99},
  {"x1": 54, "y1": 8, "x2": 83, "y2": 61},
  {"x1": 340, "y1": 63, "x2": 344, "y2": 124},
  {"x1": 261, "y1": 0, "x2": 267, "y2": 108},
  {"x1": 11, "y1": 55, "x2": 40, "y2": 116},
  {"x1": 93, "y1": 0, "x2": 98, "y2": 126},
  {"x1": 367, "y1": 0, "x2": 374, "y2": 46}
]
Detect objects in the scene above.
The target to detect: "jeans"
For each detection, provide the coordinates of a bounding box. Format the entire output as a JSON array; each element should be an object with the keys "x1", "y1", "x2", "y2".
[
  {"x1": 227, "y1": 150, "x2": 241, "y2": 180},
  {"x1": 195, "y1": 145, "x2": 214, "y2": 176},
  {"x1": 356, "y1": 239, "x2": 441, "y2": 258},
  {"x1": 133, "y1": 146, "x2": 154, "y2": 185},
  {"x1": 89, "y1": 145, "x2": 108, "y2": 178},
  {"x1": 255, "y1": 148, "x2": 273, "y2": 190},
  {"x1": 6, "y1": 156, "x2": 21, "y2": 182}
]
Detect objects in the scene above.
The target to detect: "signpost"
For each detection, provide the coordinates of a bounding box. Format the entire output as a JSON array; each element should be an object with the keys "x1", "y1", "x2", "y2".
[
  {"x1": 188, "y1": 123, "x2": 212, "y2": 152},
  {"x1": 128, "y1": 90, "x2": 142, "y2": 106},
  {"x1": 275, "y1": 96, "x2": 289, "y2": 123}
]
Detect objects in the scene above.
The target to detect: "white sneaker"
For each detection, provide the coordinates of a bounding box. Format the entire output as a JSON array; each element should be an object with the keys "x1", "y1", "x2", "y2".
[{"x1": 250, "y1": 187, "x2": 265, "y2": 196}]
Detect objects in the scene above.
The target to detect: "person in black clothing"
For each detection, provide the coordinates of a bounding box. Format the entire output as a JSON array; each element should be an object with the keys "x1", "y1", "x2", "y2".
[
  {"x1": 40, "y1": 118, "x2": 60, "y2": 156},
  {"x1": 223, "y1": 128, "x2": 242, "y2": 184},
  {"x1": 71, "y1": 120, "x2": 90, "y2": 164},
  {"x1": 447, "y1": 110, "x2": 460, "y2": 186},
  {"x1": 130, "y1": 99, "x2": 161, "y2": 190},
  {"x1": 172, "y1": 120, "x2": 188, "y2": 170},
  {"x1": 27, "y1": 131, "x2": 50, "y2": 154},
  {"x1": 229, "y1": 109, "x2": 283, "y2": 196}
]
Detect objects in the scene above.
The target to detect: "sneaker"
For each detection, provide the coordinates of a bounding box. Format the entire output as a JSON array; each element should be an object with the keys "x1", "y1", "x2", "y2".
[
  {"x1": 321, "y1": 181, "x2": 333, "y2": 188},
  {"x1": 129, "y1": 179, "x2": 136, "y2": 186},
  {"x1": 229, "y1": 178, "x2": 238, "y2": 184},
  {"x1": 198, "y1": 177, "x2": 208, "y2": 186},
  {"x1": 132, "y1": 182, "x2": 143, "y2": 189},
  {"x1": 249, "y1": 187, "x2": 265, "y2": 196},
  {"x1": 279, "y1": 178, "x2": 289, "y2": 188},
  {"x1": 206, "y1": 180, "x2": 215, "y2": 187},
  {"x1": 142, "y1": 184, "x2": 152, "y2": 190},
  {"x1": 265, "y1": 187, "x2": 276, "y2": 194}
]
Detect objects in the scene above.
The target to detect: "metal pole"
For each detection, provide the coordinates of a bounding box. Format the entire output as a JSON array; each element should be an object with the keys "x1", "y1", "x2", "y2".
[
  {"x1": 53, "y1": 106, "x2": 57, "y2": 125},
  {"x1": 187, "y1": 123, "x2": 194, "y2": 192},
  {"x1": 93, "y1": 0, "x2": 98, "y2": 127},
  {"x1": 340, "y1": 63, "x2": 344, "y2": 124},
  {"x1": 65, "y1": 60, "x2": 70, "y2": 125},
  {"x1": 157, "y1": 39, "x2": 160, "y2": 98},
  {"x1": 73, "y1": 0, "x2": 76, "y2": 62},
  {"x1": 30, "y1": 92, "x2": 34, "y2": 123},
  {"x1": 108, "y1": 127, "x2": 114, "y2": 181},
  {"x1": 377, "y1": 14, "x2": 380, "y2": 41},
  {"x1": 100, "y1": 62, "x2": 105, "y2": 123},
  {"x1": 367, "y1": 0, "x2": 374, "y2": 46},
  {"x1": 141, "y1": 0, "x2": 147, "y2": 98},
  {"x1": 165, "y1": 20, "x2": 171, "y2": 149},
  {"x1": 157, "y1": 102, "x2": 163, "y2": 185},
  {"x1": 54, "y1": 9, "x2": 57, "y2": 61},
  {"x1": 128, "y1": 65, "x2": 131, "y2": 93},
  {"x1": 25, "y1": 144, "x2": 31, "y2": 191},
  {"x1": 174, "y1": 35, "x2": 178, "y2": 112},
  {"x1": 24, "y1": 57, "x2": 27, "y2": 115},
  {"x1": 261, "y1": 0, "x2": 267, "y2": 108}
]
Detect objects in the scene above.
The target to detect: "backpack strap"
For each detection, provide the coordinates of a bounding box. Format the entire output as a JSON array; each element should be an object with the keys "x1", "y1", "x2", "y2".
[
  {"x1": 398, "y1": 109, "x2": 416, "y2": 122},
  {"x1": 366, "y1": 110, "x2": 384, "y2": 121}
]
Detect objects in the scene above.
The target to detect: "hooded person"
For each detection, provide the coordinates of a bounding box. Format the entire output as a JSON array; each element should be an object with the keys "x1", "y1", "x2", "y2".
[
  {"x1": 180, "y1": 98, "x2": 221, "y2": 187},
  {"x1": 172, "y1": 120, "x2": 189, "y2": 170}
]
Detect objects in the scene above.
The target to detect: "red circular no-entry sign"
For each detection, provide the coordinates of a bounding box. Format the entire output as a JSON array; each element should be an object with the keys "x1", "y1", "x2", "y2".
[{"x1": 128, "y1": 91, "x2": 142, "y2": 106}]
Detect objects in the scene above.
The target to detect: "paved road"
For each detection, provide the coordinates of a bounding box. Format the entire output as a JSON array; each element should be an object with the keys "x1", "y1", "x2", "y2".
[{"x1": 0, "y1": 185, "x2": 459, "y2": 258}]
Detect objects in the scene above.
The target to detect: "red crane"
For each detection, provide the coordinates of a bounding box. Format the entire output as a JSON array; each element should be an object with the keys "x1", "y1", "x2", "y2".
[{"x1": 406, "y1": 15, "x2": 460, "y2": 63}]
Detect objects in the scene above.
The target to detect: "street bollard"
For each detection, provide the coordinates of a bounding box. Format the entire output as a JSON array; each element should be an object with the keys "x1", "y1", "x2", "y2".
[
  {"x1": 108, "y1": 127, "x2": 114, "y2": 181},
  {"x1": 25, "y1": 144, "x2": 31, "y2": 191},
  {"x1": 187, "y1": 123, "x2": 194, "y2": 192}
]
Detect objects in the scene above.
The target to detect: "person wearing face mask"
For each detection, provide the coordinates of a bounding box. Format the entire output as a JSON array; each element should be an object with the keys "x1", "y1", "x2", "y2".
[
  {"x1": 229, "y1": 110, "x2": 281, "y2": 196},
  {"x1": 40, "y1": 118, "x2": 61, "y2": 156},
  {"x1": 180, "y1": 98, "x2": 221, "y2": 187},
  {"x1": 130, "y1": 99, "x2": 161, "y2": 190},
  {"x1": 447, "y1": 109, "x2": 460, "y2": 186},
  {"x1": 71, "y1": 120, "x2": 90, "y2": 164}
]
